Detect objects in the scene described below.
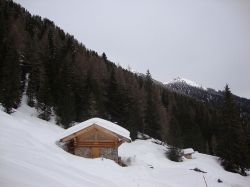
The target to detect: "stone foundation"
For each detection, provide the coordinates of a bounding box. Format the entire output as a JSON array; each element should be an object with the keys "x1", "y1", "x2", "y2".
[
  {"x1": 74, "y1": 147, "x2": 118, "y2": 162},
  {"x1": 100, "y1": 147, "x2": 118, "y2": 162},
  {"x1": 75, "y1": 147, "x2": 91, "y2": 157}
]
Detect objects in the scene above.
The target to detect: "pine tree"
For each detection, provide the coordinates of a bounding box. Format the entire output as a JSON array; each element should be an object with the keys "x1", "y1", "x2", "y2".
[
  {"x1": 87, "y1": 91, "x2": 98, "y2": 118},
  {"x1": 246, "y1": 122, "x2": 250, "y2": 169},
  {"x1": 0, "y1": 42, "x2": 21, "y2": 113},
  {"x1": 216, "y1": 85, "x2": 248, "y2": 175},
  {"x1": 26, "y1": 65, "x2": 40, "y2": 107},
  {"x1": 125, "y1": 83, "x2": 144, "y2": 140},
  {"x1": 166, "y1": 103, "x2": 183, "y2": 162},
  {"x1": 168, "y1": 116, "x2": 183, "y2": 148},
  {"x1": 36, "y1": 71, "x2": 52, "y2": 121},
  {"x1": 144, "y1": 70, "x2": 161, "y2": 139},
  {"x1": 53, "y1": 50, "x2": 77, "y2": 128},
  {"x1": 73, "y1": 76, "x2": 88, "y2": 122},
  {"x1": 106, "y1": 68, "x2": 126, "y2": 123},
  {"x1": 102, "y1": 52, "x2": 107, "y2": 62}
]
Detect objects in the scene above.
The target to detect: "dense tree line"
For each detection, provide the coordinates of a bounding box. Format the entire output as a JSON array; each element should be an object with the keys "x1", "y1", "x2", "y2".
[
  {"x1": 216, "y1": 85, "x2": 249, "y2": 175},
  {"x1": 0, "y1": 0, "x2": 249, "y2": 174}
]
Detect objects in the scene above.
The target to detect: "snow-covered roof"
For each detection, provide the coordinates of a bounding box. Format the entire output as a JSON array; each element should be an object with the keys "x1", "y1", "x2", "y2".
[
  {"x1": 183, "y1": 148, "x2": 194, "y2": 155},
  {"x1": 59, "y1": 118, "x2": 131, "y2": 141}
]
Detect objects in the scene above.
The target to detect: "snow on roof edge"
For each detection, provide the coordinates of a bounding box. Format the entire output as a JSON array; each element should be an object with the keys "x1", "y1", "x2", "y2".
[
  {"x1": 183, "y1": 148, "x2": 194, "y2": 155},
  {"x1": 59, "y1": 118, "x2": 131, "y2": 141}
]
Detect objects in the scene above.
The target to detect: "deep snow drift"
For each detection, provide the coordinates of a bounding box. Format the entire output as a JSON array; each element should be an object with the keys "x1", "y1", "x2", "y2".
[{"x1": 0, "y1": 103, "x2": 249, "y2": 187}]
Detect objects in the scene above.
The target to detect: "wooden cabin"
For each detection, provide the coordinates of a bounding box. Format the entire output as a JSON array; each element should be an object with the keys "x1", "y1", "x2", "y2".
[
  {"x1": 183, "y1": 148, "x2": 194, "y2": 159},
  {"x1": 59, "y1": 118, "x2": 131, "y2": 163}
]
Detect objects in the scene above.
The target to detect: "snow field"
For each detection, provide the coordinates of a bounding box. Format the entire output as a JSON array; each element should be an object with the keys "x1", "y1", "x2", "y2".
[{"x1": 0, "y1": 103, "x2": 249, "y2": 187}]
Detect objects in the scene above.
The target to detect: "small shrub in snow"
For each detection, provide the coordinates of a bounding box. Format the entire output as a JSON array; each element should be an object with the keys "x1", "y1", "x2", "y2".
[
  {"x1": 147, "y1": 164, "x2": 154, "y2": 169},
  {"x1": 217, "y1": 179, "x2": 223, "y2": 183},
  {"x1": 220, "y1": 160, "x2": 248, "y2": 176},
  {"x1": 152, "y1": 139, "x2": 165, "y2": 146},
  {"x1": 137, "y1": 132, "x2": 151, "y2": 140},
  {"x1": 122, "y1": 156, "x2": 136, "y2": 166},
  {"x1": 166, "y1": 146, "x2": 183, "y2": 162},
  {"x1": 190, "y1": 167, "x2": 207, "y2": 173}
]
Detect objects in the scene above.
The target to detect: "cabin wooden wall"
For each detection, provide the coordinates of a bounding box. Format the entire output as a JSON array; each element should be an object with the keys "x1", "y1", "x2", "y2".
[{"x1": 72, "y1": 125, "x2": 120, "y2": 162}]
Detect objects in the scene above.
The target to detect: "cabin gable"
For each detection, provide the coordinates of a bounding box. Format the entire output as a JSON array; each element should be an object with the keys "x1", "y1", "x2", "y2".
[
  {"x1": 61, "y1": 124, "x2": 125, "y2": 163},
  {"x1": 76, "y1": 125, "x2": 119, "y2": 142},
  {"x1": 59, "y1": 118, "x2": 131, "y2": 164},
  {"x1": 61, "y1": 124, "x2": 127, "y2": 143}
]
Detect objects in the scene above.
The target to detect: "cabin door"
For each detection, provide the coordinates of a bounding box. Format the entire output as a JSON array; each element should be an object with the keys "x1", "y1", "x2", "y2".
[{"x1": 91, "y1": 147, "x2": 100, "y2": 158}]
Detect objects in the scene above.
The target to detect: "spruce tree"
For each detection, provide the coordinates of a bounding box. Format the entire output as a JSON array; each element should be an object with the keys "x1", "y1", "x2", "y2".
[
  {"x1": 0, "y1": 43, "x2": 21, "y2": 113},
  {"x1": 106, "y1": 68, "x2": 126, "y2": 123},
  {"x1": 102, "y1": 52, "x2": 107, "y2": 62},
  {"x1": 216, "y1": 85, "x2": 248, "y2": 175},
  {"x1": 144, "y1": 70, "x2": 161, "y2": 139},
  {"x1": 125, "y1": 88, "x2": 143, "y2": 140},
  {"x1": 37, "y1": 71, "x2": 52, "y2": 121},
  {"x1": 26, "y1": 65, "x2": 40, "y2": 107},
  {"x1": 166, "y1": 104, "x2": 183, "y2": 162},
  {"x1": 87, "y1": 91, "x2": 98, "y2": 118},
  {"x1": 53, "y1": 52, "x2": 77, "y2": 128}
]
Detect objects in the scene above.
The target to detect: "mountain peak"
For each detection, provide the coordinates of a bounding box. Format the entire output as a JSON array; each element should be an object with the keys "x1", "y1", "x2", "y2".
[{"x1": 165, "y1": 77, "x2": 206, "y2": 90}]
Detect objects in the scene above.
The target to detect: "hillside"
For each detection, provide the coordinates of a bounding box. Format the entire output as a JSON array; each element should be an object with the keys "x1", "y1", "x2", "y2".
[
  {"x1": 0, "y1": 0, "x2": 250, "y2": 170},
  {"x1": 1, "y1": 101, "x2": 250, "y2": 187},
  {"x1": 165, "y1": 77, "x2": 250, "y2": 125}
]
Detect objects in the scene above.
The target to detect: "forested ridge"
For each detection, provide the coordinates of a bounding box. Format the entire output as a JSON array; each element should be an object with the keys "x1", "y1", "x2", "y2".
[{"x1": 0, "y1": 0, "x2": 249, "y2": 173}]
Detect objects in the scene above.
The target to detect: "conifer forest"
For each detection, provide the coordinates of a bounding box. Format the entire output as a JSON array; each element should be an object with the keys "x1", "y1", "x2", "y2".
[{"x1": 0, "y1": 0, "x2": 249, "y2": 174}]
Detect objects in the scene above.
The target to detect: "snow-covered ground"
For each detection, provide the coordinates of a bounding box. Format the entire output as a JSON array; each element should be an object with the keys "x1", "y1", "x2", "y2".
[{"x1": 0, "y1": 103, "x2": 250, "y2": 187}]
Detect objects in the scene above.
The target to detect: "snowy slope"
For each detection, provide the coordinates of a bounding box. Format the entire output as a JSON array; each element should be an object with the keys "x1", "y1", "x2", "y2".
[{"x1": 0, "y1": 104, "x2": 250, "y2": 187}]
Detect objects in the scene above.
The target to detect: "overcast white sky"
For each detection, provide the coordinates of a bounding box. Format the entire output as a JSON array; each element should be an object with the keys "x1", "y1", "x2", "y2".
[{"x1": 14, "y1": 0, "x2": 250, "y2": 98}]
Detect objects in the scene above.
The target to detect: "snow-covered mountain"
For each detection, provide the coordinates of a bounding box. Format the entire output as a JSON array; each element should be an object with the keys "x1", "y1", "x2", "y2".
[
  {"x1": 165, "y1": 77, "x2": 247, "y2": 103},
  {"x1": 165, "y1": 77, "x2": 219, "y2": 103},
  {"x1": 164, "y1": 77, "x2": 250, "y2": 124},
  {"x1": 165, "y1": 77, "x2": 206, "y2": 90},
  {"x1": 1, "y1": 100, "x2": 250, "y2": 187}
]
